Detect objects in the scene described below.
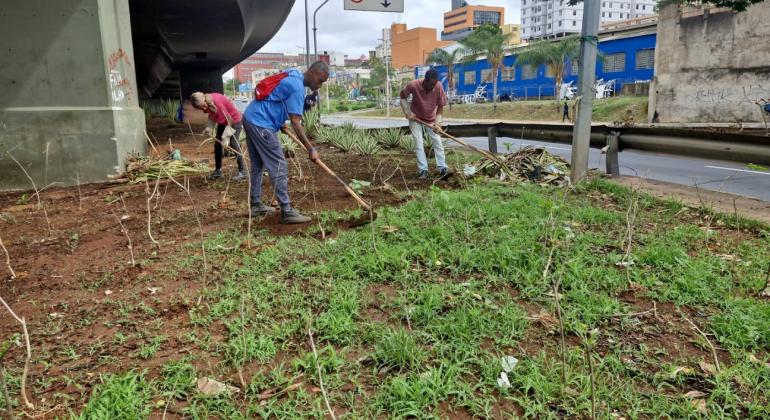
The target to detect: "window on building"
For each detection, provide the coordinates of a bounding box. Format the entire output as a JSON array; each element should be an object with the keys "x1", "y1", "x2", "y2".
[
  {"x1": 559, "y1": 20, "x2": 562, "y2": 27},
  {"x1": 547, "y1": 23, "x2": 552, "y2": 29},
  {"x1": 573, "y1": 21, "x2": 577, "y2": 26},
  {"x1": 546, "y1": 64, "x2": 556, "y2": 78},
  {"x1": 636, "y1": 5, "x2": 639, "y2": 9},
  {"x1": 573, "y1": 10, "x2": 577, "y2": 16},
  {"x1": 522, "y1": 18, "x2": 526, "y2": 24},
  {"x1": 603, "y1": 52, "x2": 626, "y2": 72},
  {"x1": 473, "y1": 11, "x2": 501, "y2": 26},
  {"x1": 501, "y1": 66, "x2": 515, "y2": 81},
  {"x1": 480, "y1": 68, "x2": 493, "y2": 82},
  {"x1": 602, "y1": 12, "x2": 605, "y2": 17},
  {"x1": 602, "y1": 2, "x2": 606, "y2": 6},
  {"x1": 522, "y1": 0, "x2": 526, "y2": 4},
  {"x1": 453, "y1": 72, "x2": 460, "y2": 89},
  {"x1": 464, "y1": 70, "x2": 476, "y2": 85},
  {"x1": 635, "y1": 48, "x2": 655, "y2": 70},
  {"x1": 521, "y1": 64, "x2": 537, "y2": 80},
  {"x1": 559, "y1": 10, "x2": 563, "y2": 16}
]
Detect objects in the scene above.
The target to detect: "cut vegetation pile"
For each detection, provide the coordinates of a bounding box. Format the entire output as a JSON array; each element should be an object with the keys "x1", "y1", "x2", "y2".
[
  {"x1": 113, "y1": 154, "x2": 209, "y2": 184},
  {"x1": 473, "y1": 146, "x2": 571, "y2": 186}
]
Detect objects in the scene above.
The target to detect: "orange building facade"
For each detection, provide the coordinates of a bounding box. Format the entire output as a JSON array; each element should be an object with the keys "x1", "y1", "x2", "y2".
[
  {"x1": 390, "y1": 23, "x2": 454, "y2": 70},
  {"x1": 442, "y1": 5, "x2": 505, "y2": 41}
]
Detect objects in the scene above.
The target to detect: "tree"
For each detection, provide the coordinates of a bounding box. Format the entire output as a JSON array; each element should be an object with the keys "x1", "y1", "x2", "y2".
[
  {"x1": 426, "y1": 47, "x2": 463, "y2": 109},
  {"x1": 223, "y1": 78, "x2": 242, "y2": 97},
  {"x1": 515, "y1": 35, "x2": 581, "y2": 100},
  {"x1": 459, "y1": 24, "x2": 511, "y2": 112}
]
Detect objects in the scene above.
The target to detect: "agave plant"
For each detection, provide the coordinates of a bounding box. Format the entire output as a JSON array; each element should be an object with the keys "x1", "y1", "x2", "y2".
[
  {"x1": 303, "y1": 107, "x2": 321, "y2": 139},
  {"x1": 354, "y1": 132, "x2": 381, "y2": 156},
  {"x1": 278, "y1": 132, "x2": 298, "y2": 154},
  {"x1": 160, "y1": 98, "x2": 178, "y2": 124},
  {"x1": 375, "y1": 128, "x2": 404, "y2": 149},
  {"x1": 321, "y1": 126, "x2": 357, "y2": 152}
]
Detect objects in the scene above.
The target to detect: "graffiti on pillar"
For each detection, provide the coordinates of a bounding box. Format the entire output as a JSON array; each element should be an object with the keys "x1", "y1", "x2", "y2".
[
  {"x1": 683, "y1": 83, "x2": 770, "y2": 105},
  {"x1": 107, "y1": 48, "x2": 134, "y2": 103}
]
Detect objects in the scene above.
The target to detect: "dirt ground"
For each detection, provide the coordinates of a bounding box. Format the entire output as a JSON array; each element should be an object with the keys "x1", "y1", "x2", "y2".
[
  {"x1": 0, "y1": 118, "x2": 441, "y2": 416},
  {"x1": 614, "y1": 176, "x2": 770, "y2": 225},
  {"x1": 1, "y1": 118, "x2": 768, "y2": 417}
]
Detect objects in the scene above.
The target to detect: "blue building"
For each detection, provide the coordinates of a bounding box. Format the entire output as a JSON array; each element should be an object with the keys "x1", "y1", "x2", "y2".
[{"x1": 425, "y1": 22, "x2": 657, "y2": 100}]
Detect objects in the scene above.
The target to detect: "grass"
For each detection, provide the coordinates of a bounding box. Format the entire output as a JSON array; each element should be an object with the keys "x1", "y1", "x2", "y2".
[
  {"x1": 360, "y1": 96, "x2": 649, "y2": 123},
  {"x1": 44, "y1": 174, "x2": 770, "y2": 418}
]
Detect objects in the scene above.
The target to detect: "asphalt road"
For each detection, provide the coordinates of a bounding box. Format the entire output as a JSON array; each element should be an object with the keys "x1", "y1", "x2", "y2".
[{"x1": 323, "y1": 115, "x2": 770, "y2": 202}]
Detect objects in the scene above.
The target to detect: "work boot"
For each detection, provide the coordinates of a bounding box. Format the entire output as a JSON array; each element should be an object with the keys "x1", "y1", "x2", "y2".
[
  {"x1": 250, "y1": 202, "x2": 276, "y2": 217},
  {"x1": 417, "y1": 170, "x2": 429, "y2": 180},
  {"x1": 280, "y1": 208, "x2": 312, "y2": 224},
  {"x1": 232, "y1": 171, "x2": 246, "y2": 182},
  {"x1": 207, "y1": 170, "x2": 223, "y2": 180},
  {"x1": 439, "y1": 167, "x2": 453, "y2": 179}
]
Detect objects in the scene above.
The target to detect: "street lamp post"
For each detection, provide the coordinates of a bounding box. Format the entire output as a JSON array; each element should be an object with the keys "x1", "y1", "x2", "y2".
[
  {"x1": 304, "y1": 0, "x2": 310, "y2": 68},
  {"x1": 571, "y1": 0, "x2": 601, "y2": 182},
  {"x1": 312, "y1": 0, "x2": 331, "y2": 61},
  {"x1": 378, "y1": 37, "x2": 390, "y2": 117}
]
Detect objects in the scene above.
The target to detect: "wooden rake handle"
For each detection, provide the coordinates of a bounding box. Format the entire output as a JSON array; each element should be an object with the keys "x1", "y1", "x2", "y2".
[
  {"x1": 281, "y1": 127, "x2": 372, "y2": 210},
  {"x1": 416, "y1": 119, "x2": 505, "y2": 165}
]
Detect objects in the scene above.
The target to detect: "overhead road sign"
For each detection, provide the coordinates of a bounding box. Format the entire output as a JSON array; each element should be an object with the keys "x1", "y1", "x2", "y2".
[{"x1": 344, "y1": 0, "x2": 404, "y2": 13}]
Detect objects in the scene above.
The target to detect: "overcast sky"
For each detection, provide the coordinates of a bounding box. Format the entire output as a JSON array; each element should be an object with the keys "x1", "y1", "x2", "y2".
[{"x1": 226, "y1": 0, "x2": 521, "y2": 77}]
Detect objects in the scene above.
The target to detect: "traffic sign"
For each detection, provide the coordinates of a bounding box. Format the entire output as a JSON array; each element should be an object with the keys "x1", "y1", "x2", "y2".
[
  {"x1": 344, "y1": 0, "x2": 404, "y2": 13},
  {"x1": 238, "y1": 83, "x2": 252, "y2": 93}
]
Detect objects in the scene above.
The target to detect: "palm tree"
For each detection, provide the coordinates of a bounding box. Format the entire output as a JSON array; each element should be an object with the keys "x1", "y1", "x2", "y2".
[
  {"x1": 426, "y1": 47, "x2": 463, "y2": 109},
  {"x1": 459, "y1": 24, "x2": 511, "y2": 112},
  {"x1": 515, "y1": 35, "x2": 581, "y2": 100}
]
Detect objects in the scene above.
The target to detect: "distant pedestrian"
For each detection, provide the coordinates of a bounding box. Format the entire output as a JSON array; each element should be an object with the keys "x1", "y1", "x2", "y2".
[
  {"x1": 304, "y1": 90, "x2": 319, "y2": 112},
  {"x1": 190, "y1": 92, "x2": 246, "y2": 181},
  {"x1": 399, "y1": 69, "x2": 448, "y2": 179},
  {"x1": 242, "y1": 61, "x2": 329, "y2": 224},
  {"x1": 562, "y1": 101, "x2": 570, "y2": 123}
]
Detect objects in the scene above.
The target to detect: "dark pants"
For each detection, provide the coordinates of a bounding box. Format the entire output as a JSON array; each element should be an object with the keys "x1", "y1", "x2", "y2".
[
  {"x1": 214, "y1": 123, "x2": 245, "y2": 172},
  {"x1": 242, "y1": 120, "x2": 291, "y2": 211},
  {"x1": 562, "y1": 110, "x2": 569, "y2": 122}
]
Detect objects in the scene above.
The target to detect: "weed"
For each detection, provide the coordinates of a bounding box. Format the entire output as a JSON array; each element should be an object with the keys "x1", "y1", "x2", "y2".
[{"x1": 74, "y1": 371, "x2": 151, "y2": 419}]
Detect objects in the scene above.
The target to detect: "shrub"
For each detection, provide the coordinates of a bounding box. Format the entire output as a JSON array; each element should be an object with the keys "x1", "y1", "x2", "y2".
[
  {"x1": 303, "y1": 107, "x2": 321, "y2": 139},
  {"x1": 354, "y1": 131, "x2": 381, "y2": 156}
]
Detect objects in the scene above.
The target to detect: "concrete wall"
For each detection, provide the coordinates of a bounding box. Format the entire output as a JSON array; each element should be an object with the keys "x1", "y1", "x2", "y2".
[
  {"x1": 652, "y1": 3, "x2": 770, "y2": 123},
  {"x1": 0, "y1": 0, "x2": 145, "y2": 191}
]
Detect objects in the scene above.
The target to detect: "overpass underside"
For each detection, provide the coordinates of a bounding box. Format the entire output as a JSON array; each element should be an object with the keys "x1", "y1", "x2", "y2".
[{"x1": 0, "y1": 0, "x2": 294, "y2": 191}]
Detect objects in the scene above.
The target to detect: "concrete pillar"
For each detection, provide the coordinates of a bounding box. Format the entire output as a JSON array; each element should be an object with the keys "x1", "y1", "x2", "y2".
[{"x1": 0, "y1": 0, "x2": 145, "y2": 191}]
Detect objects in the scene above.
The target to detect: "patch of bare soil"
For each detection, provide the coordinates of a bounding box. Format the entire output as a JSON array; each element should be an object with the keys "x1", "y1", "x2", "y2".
[
  {"x1": 613, "y1": 176, "x2": 770, "y2": 225},
  {"x1": 0, "y1": 118, "x2": 442, "y2": 415}
]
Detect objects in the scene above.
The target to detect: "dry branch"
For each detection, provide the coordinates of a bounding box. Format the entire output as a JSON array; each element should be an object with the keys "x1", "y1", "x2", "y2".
[
  {"x1": 0, "y1": 232, "x2": 15, "y2": 279},
  {"x1": 7, "y1": 152, "x2": 52, "y2": 235},
  {"x1": 307, "y1": 321, "x2": 336, "y2": 420},
  {"x1": 0, "y1": 296, "x2": 34, "y2": 409}
]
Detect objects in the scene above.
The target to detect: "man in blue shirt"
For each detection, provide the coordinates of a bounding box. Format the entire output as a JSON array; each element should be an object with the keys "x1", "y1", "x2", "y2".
[{"x1": 242, "y1": 61, "x2": 329, "y2": 224}]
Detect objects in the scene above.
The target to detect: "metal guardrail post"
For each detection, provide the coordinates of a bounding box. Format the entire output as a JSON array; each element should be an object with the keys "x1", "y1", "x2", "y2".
[
  {"x1": 488, "y1": 126, "x2": 498, "y2": 154},
  {"x1": 606, "y1": 131, "x2": 620, "y2": 177}
]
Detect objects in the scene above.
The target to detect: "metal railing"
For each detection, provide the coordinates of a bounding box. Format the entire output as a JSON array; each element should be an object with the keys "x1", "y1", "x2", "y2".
[{"x1": 373, "y1": 122, "x2": 770, "y2": 171}]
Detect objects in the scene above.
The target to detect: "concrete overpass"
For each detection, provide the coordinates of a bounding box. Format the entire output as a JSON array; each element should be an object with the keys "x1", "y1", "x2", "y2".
[{"x1": 0, "y1": 0, "x2": 295, "y2": 191}]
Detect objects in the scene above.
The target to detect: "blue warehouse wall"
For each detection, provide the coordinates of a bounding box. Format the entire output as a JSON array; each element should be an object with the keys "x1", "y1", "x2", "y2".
[{"x1": 425, "y1": 32, "x2": 656, "y2": 100}]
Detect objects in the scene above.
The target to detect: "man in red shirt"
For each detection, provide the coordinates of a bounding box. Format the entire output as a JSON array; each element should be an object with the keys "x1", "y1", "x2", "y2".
[{"x1": 399, "y1": 69, "x2": 448, "y2": 179}]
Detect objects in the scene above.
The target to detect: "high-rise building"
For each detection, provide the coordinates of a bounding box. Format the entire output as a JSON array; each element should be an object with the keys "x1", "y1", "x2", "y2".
[
  {"x1": 375, "y1": 28, "x2": 391, "y2": 61},
  {"x1": 520, "y1": 0, "x2": 656, "y2": 40},
  {"x1": 442, "y1": 4, "x2": 505, "y2": 41},
  {"x1": 391, "y1": 23, "x2": 454, "y2": 69}
]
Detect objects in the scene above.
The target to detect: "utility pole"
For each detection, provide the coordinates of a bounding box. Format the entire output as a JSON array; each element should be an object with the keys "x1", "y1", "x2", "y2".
[{"x1": 570, "y1": 0, "x2": 601, "y2": 182}]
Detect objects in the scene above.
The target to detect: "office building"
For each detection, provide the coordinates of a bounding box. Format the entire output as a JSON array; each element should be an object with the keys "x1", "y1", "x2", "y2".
[
  {"x1": 233, "y1": 52, "x2": 300, "y2": 81},
  {"x1": 521, "y1": 0, "x2": 657, "y2": 40},
  {"x1": 391, "y1": 23, "x2": 454, "y2": 69},
  {"x1": 442, "y1": 4, "x2": 505, "y2": 41}
]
